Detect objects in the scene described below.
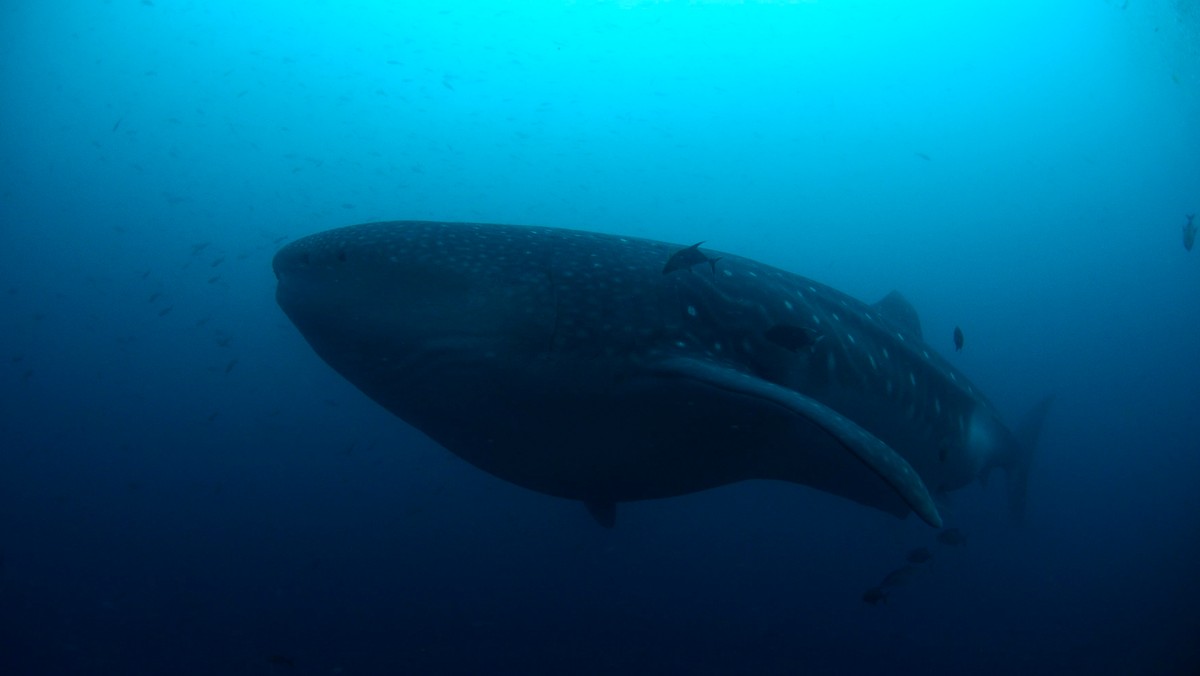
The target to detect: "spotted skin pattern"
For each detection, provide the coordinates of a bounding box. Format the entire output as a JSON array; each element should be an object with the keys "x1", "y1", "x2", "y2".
[{"x1": 275, "y1": 221, "x2": 1024, "y2": 526}]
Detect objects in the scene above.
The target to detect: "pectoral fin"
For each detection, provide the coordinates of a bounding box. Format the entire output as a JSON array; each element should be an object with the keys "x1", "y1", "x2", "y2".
[{"x1": 650, "y1": 357, "x2": 943, "y2": 528}]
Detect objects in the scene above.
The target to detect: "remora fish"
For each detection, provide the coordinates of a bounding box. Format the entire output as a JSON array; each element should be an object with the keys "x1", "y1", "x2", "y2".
[{"x1": 273, "y1": 221, "x2": 1050, "y2": 528}]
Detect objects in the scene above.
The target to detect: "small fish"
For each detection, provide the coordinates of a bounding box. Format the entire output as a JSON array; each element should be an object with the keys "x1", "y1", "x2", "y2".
[
  {"x1": 663, "y1": 241, "x2": 721, "y2": 275},
  {"x1": 906, "y1": 547, "x2": 933, "y2": 564},
  {"x1": 915, "y1": 151, "x2": 932, "y2": 161},
  {"x1": 208, "y1": 275, "x2": 220, "y2": 284},
  {"x1": 225, "y1": 358, "x2": 238, "y2": 374},
  {"x1": 862, "y1": 587, "x2": 888, "y2": 606},
  {"x1": 1184, "y1": 213, "x2": 1196, "y2": 252},
  {"x1": 158, "y1": 305, "x2": 173, "y2": 317},
  {"x1": 953, "y1": 326, "x2": 964, "y2": 352},
  {"x1": 147, "y1": 292, "x2": 161, "y2": 303},
  {"x1": 880, "y1": 565, "x2": 919, "y2": 587},
  {"x1": 191, "y1": 242, "x2": 211, "y2": 256},
  {"x1": 210, "y1": 256, "x2": 225, "y2": 268},
  {"x1": 111, "y1": 117, "x2": 123, "y2": 132},
  {"x1": 937, "y1": 527, "x2": 967, "y2": 546}
]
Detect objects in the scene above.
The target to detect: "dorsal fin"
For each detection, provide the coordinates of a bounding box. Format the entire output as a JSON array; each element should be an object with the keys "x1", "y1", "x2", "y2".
[{"x1": 872, "y1": 290, "x2": 923, "y2": 340}]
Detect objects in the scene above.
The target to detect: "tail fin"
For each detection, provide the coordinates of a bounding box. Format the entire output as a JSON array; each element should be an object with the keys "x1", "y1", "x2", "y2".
[{"x1": 1005, "y1": 395, "x2": 1056, "y2": 523}]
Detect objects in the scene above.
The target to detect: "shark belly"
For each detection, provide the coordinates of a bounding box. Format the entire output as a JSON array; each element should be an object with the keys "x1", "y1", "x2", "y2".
[{"x1": 393, "y1": 353, "x2": 912, "y2": 519}]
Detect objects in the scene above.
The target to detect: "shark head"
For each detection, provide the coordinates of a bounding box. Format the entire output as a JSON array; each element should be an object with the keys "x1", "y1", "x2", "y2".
[{"x1": 273, "y1": 222, "x2": 559, "y2": 412}]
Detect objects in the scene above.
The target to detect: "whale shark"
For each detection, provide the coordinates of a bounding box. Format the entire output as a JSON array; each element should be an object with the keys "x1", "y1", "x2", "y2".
[{"x1": 274, "y1": 221, "x2": 1049, "y2": 528}]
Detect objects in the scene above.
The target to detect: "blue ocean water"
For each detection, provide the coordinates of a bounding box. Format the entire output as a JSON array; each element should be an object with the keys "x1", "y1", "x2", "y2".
[{"x1": 2, "y1": 1, "x2": 1198, "y2": 674}]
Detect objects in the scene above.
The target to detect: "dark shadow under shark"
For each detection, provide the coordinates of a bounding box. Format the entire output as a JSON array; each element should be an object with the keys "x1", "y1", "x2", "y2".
[{"x1": 273, "y1": 221, "x2": 1051, "y2": 528}]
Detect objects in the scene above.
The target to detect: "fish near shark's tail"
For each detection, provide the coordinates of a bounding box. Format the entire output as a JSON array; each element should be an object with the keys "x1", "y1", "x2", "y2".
[{"x1": 1005, "y1": 395, "x2": 1056, "y2": 523}]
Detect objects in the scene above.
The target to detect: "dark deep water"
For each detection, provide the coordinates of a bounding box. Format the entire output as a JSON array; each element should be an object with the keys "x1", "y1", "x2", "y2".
[{"x1": 2, "y1": 1, "x2": 1199, "y2": 674}]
